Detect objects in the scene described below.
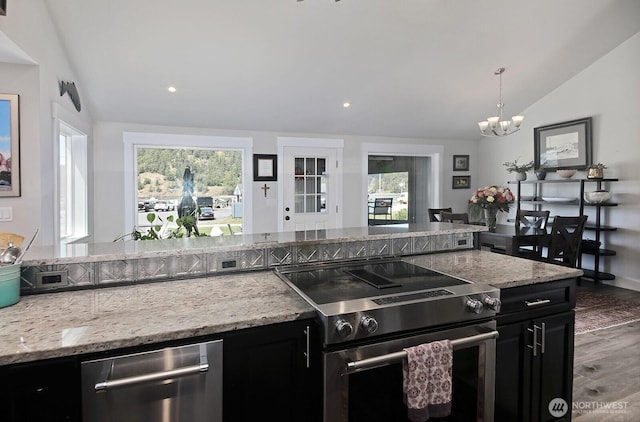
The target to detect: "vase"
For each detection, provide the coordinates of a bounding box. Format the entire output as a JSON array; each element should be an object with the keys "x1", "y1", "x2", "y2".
[
  {"x1": 535, "y1": 170, "x2": 547, "y2": 180},
  {"x1": 515, "y1": 172, "x2": 527, "y2": 181},
  {"x1": 484, "y1": 208, "x2": 498, "y2": 232}
]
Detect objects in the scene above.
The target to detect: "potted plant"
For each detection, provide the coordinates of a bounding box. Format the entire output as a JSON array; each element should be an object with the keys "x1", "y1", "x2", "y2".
[
  {"x1": 503, "y1": 159, "x2": 534, "y2": 181},
  {"x1": 587, "y1": 162, "x2": 607, "y2": 179}
]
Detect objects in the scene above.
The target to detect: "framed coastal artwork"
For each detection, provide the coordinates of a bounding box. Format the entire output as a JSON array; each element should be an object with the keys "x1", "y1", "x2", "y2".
[
  {"x1": 534, "y1": 117, "x2": 592, "y2": 171},
  {"x1": 0, "y1": 94, "x2": 20, "y2": 197}
]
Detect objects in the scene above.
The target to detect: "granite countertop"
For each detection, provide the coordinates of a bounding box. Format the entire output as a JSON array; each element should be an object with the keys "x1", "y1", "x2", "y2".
[
  {"x1": 0, "y1": 271, "x2": 315, "y2": 366},
  {"x1": 0, "y1": 250, "x2": 581, "y2": 367}
]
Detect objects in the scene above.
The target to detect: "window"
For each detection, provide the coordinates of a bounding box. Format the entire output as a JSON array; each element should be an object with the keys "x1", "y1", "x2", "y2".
[
  {"x1": 59, "y1": 121, "x2": 88, "y2": 242},
  {"x1": 135, "y1": 147, "x2": 243, "y2": 236},
  {"x1": 123, "y1": 133, "x2": 253, "y2": 236}
]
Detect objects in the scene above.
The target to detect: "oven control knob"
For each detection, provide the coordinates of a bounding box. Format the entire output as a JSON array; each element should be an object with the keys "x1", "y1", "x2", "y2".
[
  {"x1": 335, "y1": 320, "x2": 353, "y2": 338},
  {"x1": 360, "y1": 316, "x2": 379, "y2": 334},
  {"x1": 466, "y1": 298, "x2": 484, "y2": 314},
  {"x1": 483, "y1": 296, "x2": 502, "y2": 312}
]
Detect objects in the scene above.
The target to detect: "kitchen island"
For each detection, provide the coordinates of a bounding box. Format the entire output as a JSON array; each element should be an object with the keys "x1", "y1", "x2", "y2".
[
  {"x1": 1, "y1": 249, "x2": 580, "y2": 366},
  {"x1": 1, "y1": 224, "x2": 582, "y2": 422}
]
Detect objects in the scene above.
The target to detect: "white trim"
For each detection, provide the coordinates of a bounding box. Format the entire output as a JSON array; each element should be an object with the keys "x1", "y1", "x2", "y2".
[
  {"x1": 277, "y1": 137, "x2": 344, "y2": 231},
  {"x1": 361, "y1": 143, "x2": 444, "y2": 227},
  {"x1": 123, "y1": 132, "x2": 253, "y2": 235}
]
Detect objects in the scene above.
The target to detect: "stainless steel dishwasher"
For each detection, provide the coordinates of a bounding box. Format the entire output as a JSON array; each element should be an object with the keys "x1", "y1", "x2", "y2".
[{"x1": 81, "y1": 339, "x2": 222, "y2": 422}]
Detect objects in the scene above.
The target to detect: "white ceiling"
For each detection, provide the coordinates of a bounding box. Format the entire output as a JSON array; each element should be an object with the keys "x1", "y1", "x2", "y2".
[{"x1": 43, "y1": 0, "x2": 640, "y2": 141}]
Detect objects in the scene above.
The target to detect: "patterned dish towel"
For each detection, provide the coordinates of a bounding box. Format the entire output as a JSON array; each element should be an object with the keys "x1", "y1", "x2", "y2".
[{"x1": 403, "y1": 340, "x2": 453, "y2": 421}]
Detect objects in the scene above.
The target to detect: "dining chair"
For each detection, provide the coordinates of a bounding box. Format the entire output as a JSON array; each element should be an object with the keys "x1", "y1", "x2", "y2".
[
  {"x1": 369, "y1": 198, "x2": 393, "y2": 220},
  {"x1": 544, "y1": 215, "x2": 588, "y2": 267},
  {"x1": 428, "y1": 207, "x2": 453, "y2": 222},
  {"x1": 514, "y1": 210, "x2": 551, "y2": 259},
  {"x1": 440, "y1": 212, "x2": 469, "y2": 224}
]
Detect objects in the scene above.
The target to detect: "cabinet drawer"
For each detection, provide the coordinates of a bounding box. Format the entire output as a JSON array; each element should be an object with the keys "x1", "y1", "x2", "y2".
[{"x1": 497, "y1": 278, "x2": 576, "y2": 324}]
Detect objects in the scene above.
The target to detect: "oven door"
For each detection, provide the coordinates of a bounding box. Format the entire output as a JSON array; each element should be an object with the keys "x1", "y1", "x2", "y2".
[{"x1": 323, "y1": 320, "x2": 497, "y2": 422}]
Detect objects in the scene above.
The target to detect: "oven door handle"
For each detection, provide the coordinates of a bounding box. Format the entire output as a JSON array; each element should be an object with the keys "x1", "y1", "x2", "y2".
[{"x1": 344, "y1": 330, "x2": 499, "y2": 375}]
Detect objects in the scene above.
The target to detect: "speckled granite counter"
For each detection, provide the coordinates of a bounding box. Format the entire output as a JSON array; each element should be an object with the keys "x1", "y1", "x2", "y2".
[
  {"x1": 406, "y1": 250, "x2": 582, "y2": 289},
  {"x1": 0, "y1": 250, "x2": 581, "y2": 367},
  {"x1": 0, "y1": 271, "x2": 315, "y2": 366}
]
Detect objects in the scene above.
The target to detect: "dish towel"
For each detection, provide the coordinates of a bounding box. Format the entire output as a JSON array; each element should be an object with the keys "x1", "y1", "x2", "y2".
[{"x1": 402, "y1": 340, "x2": 453, "y2": 422}]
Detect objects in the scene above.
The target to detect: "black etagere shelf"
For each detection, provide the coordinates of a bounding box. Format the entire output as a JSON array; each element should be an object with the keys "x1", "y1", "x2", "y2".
[{"x1": 508, "y1": 178, "x2": 619, "y2": 282}]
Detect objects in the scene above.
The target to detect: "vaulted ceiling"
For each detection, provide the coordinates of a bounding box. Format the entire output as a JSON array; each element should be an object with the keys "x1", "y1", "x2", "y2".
[{"x1": 43, "y1": 0, "x2": 640, "y2": 140}]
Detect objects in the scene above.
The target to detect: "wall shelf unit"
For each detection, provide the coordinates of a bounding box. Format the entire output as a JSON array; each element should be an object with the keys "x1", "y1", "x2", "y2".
[{"x1": 509, "y1": 178, "x2": 619, "y2": 283}]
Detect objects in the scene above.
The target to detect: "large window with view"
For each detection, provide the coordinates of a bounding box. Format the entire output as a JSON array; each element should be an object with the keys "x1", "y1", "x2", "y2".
[
  {"x1": 136, "y1": 147, "x2": 243, "y2": 237},
  {"x1": 59, "y1": 122, "x2": 88, "y2": 242}
]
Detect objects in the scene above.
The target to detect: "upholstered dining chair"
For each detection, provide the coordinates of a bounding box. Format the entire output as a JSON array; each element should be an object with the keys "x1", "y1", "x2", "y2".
[
  {"x1": 440, "y1": 212, "x2": 470, "y2": 224},
  {"x1": 544, "y1": 215, "x2": 588, "y2": 267},
  {"x1": 428, "y1": 207, "x2": 452, "y2": 222}
]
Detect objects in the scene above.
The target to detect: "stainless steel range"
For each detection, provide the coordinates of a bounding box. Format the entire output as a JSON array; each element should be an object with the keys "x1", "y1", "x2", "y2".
[{"x1": 276, "y1": 257, "x2": 501, "y2": 421}]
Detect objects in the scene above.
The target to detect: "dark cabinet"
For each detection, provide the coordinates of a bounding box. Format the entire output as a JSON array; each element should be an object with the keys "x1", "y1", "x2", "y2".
[
  {"x1": 495, "y1": 279, "x2": 576, "y2": 422},
  {"x1": 0, "y1": 357, "x2": 82, "y2": 422},
  {"x1": 223, "y1": 318, "x2": 321, "y2": 422}
]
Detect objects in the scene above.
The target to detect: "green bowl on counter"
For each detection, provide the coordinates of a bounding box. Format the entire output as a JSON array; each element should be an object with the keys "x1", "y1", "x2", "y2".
[{"x1": 0, "y1": 263, "x2": 21, "y2": 308}]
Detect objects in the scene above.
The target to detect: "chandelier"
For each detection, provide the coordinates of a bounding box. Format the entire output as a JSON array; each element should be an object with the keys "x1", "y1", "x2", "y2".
[{"x1": 478, "y1": 67, "x2": 524, "y2": 137}]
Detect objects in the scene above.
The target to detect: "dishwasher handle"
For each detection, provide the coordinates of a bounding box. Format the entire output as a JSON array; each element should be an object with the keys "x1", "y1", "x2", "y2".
[{"x1": 95, "y1": 344, "x2": 210, "y2": 392}]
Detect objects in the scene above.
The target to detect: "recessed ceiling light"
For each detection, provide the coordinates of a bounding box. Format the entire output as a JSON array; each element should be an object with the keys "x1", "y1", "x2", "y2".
[
  {"x1": 343, "y1": 102, "x2": 351, "y2": 108},
  {"x1": 168, "y1": 86, "x2": 177, "y2": 93}
]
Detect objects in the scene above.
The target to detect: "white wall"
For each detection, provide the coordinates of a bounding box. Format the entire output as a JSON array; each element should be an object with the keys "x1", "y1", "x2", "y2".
[
  {"x1": 478, "y1": 32, "x2": 640, "y2": 291},
  {"x1": 0, "y1": 0, "x2": 93, "y2": 246},
  {"x1": 91, "y1": 120, "x2": 479, "y2": 243}
]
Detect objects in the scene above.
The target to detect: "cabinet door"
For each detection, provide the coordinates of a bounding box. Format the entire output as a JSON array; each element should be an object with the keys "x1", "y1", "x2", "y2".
[
  {"x1": 0, "y1": 358, "x2": 81, "y2": 422},
  {"x1": 223, "y1": 319, "x2": 321, "y2": 422},
  {"x1": 495, "y1": 320, "x2": 533, "y2": 422},
  {"x1": 531, "y1": 311, "x2": 575, "y2": 422}
]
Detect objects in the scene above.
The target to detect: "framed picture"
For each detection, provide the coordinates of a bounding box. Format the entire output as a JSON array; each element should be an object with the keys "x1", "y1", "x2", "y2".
[
  {"x1": 0, "y1": 1, "x2": 6, "y2": 16},
  {"x1": 253, "y1": 154, "x2": 277, "y2": 181},
  {"x1": 452, "y1": 175, "x2": 470, "y2": 189},
  {"x1": 0, "y1": 94, "x2": 20, "y2": 197},
  {"x1": 453, "y1": 155, "x2": 469, "y2": 171},
  {"x1": 534, "y1": 117, "x2": 592, "y2": 171}
]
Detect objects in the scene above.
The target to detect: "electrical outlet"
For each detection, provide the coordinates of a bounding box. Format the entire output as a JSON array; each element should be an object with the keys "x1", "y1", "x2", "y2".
[
  {"x1": 0, "y1": 207, "x2": 12, "y2": 221},
  {"x1": 35, "y1": 270, "x2": 69, "y2": 288}
]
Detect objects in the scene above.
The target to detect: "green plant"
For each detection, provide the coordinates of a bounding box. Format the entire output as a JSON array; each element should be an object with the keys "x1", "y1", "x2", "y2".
[
  {"x1": 503, "y1": 159, "x2": 534, "y2": 173},
  {"x1": 114, "y1": 211, "x2": 207, "y2": 241},
  {"x1": 588, "y1": 162, "x2": 607, "y2": 169}
]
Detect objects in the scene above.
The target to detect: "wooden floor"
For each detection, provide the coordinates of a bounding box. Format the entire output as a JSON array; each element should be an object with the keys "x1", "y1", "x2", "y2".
[{"x1": 572, "y1": 282, "x2": 640, "y2": 421}]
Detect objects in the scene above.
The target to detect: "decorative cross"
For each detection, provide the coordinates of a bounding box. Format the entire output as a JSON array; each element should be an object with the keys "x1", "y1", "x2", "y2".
[{"x1": 261, "y1": 183, "x2": 270, "y2": 197}]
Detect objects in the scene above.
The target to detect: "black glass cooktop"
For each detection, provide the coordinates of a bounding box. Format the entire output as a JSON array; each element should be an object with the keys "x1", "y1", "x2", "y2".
[{"x1": 282, "y1": 261, "x2": 468, "y2": 305}]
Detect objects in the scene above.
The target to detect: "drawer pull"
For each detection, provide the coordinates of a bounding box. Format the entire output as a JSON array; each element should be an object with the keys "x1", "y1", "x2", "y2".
[{"x1": 525, "y1": 299, "x2": 551, "y2": 307}]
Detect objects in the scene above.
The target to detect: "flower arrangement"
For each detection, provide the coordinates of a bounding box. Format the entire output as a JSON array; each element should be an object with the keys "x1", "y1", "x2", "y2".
[{"x1": 469, "y1": 185, "x2": 515, "y2": 212}]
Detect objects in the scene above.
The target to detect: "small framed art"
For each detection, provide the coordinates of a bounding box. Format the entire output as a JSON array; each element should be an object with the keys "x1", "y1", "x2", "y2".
[
  {"x1": 253, "y1": 154, "x2": 277, "y2": 181},
  {"x1": 452, "y1": 175, "x2": 470, "y2": 189},
  {"x1": 453, "y1": 155, "x2": 469, "y2": 171}
]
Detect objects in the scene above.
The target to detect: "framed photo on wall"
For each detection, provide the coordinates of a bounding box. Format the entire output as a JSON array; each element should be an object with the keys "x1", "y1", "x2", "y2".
[
  {"x1": 534, "y1": 117, "x2": 592, "y2": 171},
  {"x1": 453, "y1": 155, "x2": 469, "y2": 171},
  {"x1": 452, "y1": 175, "x2": 470, "y2": 189},
  {"x1": 253, "y1": 154, "x2": 277, "y2": 181},
  {"x1": 0, "y1": 94, "x2": 20, "y2": 197},
  {"x1": 0, "y1": 1, "x2": 6, "y2": 16}
]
